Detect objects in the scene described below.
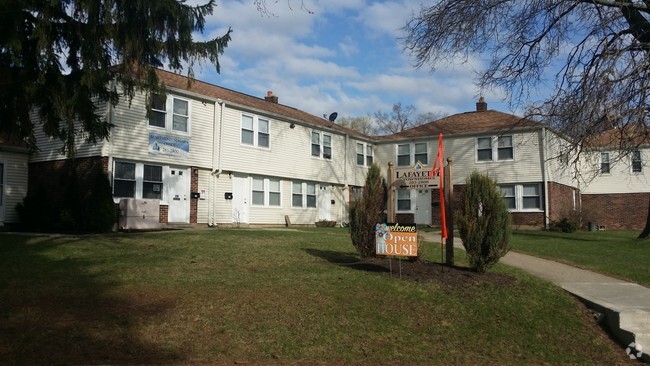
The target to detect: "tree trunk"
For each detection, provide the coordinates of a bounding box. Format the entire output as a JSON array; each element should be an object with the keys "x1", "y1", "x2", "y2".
[{"x1": 638, "y1": 195, "x2": 650, "y2": 239}]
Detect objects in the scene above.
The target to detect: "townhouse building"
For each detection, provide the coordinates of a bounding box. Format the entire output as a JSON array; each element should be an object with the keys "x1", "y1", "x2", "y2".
[{"x1": 4, "y1": 69, "x2": 647, "y2": 230}]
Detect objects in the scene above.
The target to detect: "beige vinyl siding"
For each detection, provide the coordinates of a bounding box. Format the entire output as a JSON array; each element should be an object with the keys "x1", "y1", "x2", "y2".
[
  {"x1": 107, "y1": 92, "x2": 215, "y2": 168},
  {"x1": 543, "y1": 131, "x2": 577, "y2": 188},
  {"x1": 580, "y1": 147, "x2": 650, "y2": 194},
  {"x1": 0, "y1": 150, "x2": 29, "y2": 224},
  {"x1": 217, "y1": 104, "x2": 348, "y2": 184},
  {"x1": 30, "y1": 101, "x2": 107, "y2": 162}
]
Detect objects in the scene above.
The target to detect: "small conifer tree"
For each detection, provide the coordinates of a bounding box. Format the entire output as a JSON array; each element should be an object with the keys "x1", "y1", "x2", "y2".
[
  {"x1": 457, "y1": 171, "x2": 511, "y2": 273},
  {"x1": 350, "y1": 163, "x2": 386, "y2": 258}
]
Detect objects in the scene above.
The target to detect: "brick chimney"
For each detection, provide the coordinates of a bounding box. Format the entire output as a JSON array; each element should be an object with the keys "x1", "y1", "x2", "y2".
[
  {"x1": 265, "y1": 91, "x2": 278, "y2": 104},
  {"x1": 476, "y1": 96, "x2": 487, "y2": 112}
]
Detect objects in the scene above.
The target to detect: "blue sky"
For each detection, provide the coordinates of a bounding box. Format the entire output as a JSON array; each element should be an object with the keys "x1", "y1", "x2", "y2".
[{"x1": 189, "y1": 0, "x2": 516, "y2": 121}]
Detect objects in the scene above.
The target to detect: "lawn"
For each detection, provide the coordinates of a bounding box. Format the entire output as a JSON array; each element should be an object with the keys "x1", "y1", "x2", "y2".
[
  {"x1": 0, "y1": 228, "x2": 634, "y2": 365},
  {"x1": 510, "y1": 230, "x2": 650, "y2": 286}
]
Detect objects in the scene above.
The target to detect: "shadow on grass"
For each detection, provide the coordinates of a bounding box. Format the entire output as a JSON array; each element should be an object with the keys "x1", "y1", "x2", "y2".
[
  {"x1": 513, "y1": 230, "x2": 597, "y2": 242},
  {"x1": 0, "y1": 235, "x2": 184, "y2": 364},
  {"x1": 302, "y1": 248, "x2": 390, "y2": 273}
]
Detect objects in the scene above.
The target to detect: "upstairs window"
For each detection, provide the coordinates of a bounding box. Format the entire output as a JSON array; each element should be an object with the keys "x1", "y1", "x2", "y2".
[
  {"x1": 397, "y1": 144, "x2": 411, "y2": 166},
  {"x1": 600, "y1": 152, "x2": 610, "y2": 174},
  {"x1": 356, "y1": 143, "x2": 374, "y2": 166},
  {"x1": 632, "y1": 150, "x2": 642, "y2": 173},
  {"x1": 414, "y1": 142, "x2": 428, "y2": 165},
  {"x1": 148, "y1": 94, "x2": 190, "y2": 133},
  {"x1": 241, "y1": 115, "x2": 271, "y2": 148},
  {"x1": 477, "y1": 135, "x2": 514, "y2": 162},
  {"x1": 311, "y1": 131, "x2": 332, "y2": 160}
]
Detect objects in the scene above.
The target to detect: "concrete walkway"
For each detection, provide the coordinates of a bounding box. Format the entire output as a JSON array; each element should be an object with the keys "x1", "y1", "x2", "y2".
[{"x1": 419, "y1": 231, "x2": 650, "y2": 362}]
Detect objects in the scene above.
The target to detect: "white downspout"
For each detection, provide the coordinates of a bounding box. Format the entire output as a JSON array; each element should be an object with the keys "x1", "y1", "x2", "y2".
[
  {"x1": 542, "y1": 127, "x2": 550, "y2": 229},
  {"x1": 341, "y1": 133, "x2": 350, "y2": 227},
  {"x1": 107, "y1": 78, "x2": 116, "y2": 197},
  {"x1": 210, "y1": 99, "x2": 225, "y2": 226}
]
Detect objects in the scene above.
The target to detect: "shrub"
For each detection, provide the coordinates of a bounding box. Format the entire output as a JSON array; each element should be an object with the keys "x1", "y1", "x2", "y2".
[
  {"x1": 349, "y1": 163, "x2": 386, "y2": 258},
  {"x1": 457, "y1": 171, "x2": 511, "y2": 273},
  {"x1": 82, "y1": 170, "x2": 117, "y2": 232},
  {"x1": 15, "y1": 186, "x2": 55, "y2": 232},
  {"x1": 549, "y1": 217, "x2": 578, "y2": 233}
]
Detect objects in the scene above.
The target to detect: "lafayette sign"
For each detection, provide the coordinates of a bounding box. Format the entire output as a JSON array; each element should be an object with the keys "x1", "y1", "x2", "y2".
[
  {"x1": 394, "y1": 161, "x2": 439, "y2": 189},
  {"x1": 375, "y1": 223, "x2": 418, "y2": 257}
]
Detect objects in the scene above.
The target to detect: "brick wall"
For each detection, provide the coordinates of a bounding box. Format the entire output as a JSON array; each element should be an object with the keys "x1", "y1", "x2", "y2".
[
  {"x1": 28, "y1": 157, "x2": 108, "y2": 208},
  {"x1": 582, "y1": 193, "x2": 649, "y2": 230},
  {"x1": 159, "y1": 205, "x2": 169, "y2": 224},
  {"x1": 190, "y1": 167, "x2": 199, "y2": 224},
  {"x1": 547, "y1": 182, "x2": 579, "y2": 224}
]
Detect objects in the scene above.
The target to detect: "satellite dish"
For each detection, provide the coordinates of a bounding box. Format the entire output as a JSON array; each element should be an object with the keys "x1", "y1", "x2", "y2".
[{"x1": 328, "y1": 112, "x2": 338, "y2": 122}]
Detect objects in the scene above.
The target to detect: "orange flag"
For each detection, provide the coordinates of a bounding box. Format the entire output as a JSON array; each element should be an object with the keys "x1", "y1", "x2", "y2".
[{"x1": 431, "y1": 133, "x2": 447, "y2": 239}]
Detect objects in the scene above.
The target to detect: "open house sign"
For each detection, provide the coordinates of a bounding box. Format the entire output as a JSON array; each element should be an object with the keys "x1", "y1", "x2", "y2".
[{"x1": 375, "y1": 223, "x2": 418, "y2": 257}]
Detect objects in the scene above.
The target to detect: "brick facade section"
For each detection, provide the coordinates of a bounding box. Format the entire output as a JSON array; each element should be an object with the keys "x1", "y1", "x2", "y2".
[
  {"x1": 582, "y1": 193, "x2": 649, "y2": 230},
  {"x1": 547, "y1": 182, "x2": 579, "y2": 224},
  {"x1": 190, "y1": 167, "x2": 199, "y2": 224},
  {"x1": 159, "y1": 205, "x2": 169, "y2": 224},
  {"x1": 28, "y1": 157, "x2": 108, "y2": 208}
]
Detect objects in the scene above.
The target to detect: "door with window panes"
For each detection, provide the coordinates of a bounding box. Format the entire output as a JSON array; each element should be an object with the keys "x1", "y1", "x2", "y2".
[{"x1": 166, "y1": 166, "x2": 190, "y2": 223}]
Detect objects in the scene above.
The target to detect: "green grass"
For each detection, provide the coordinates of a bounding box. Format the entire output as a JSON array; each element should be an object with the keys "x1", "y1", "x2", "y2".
[
  {"x1": 510, "y1": 230, "x2": 650, "y2": 286},
  {"x1": 0, "y1": 228, "x2": 633, "y2": 365}
]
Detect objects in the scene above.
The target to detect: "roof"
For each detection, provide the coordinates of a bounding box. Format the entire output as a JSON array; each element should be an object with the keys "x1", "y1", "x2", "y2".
[
  {"x1": 0, "y1": 134, "x2": 29, "y2": 152},
  {"x1": 375, "y1": 110, "x2": 543, "y2": 141},
  {"x1": 156, "y1": 69, "x2": 370, "y2": 140},
  {"x1": 588, "y1": 125, "x2": 650, "y2": 149}
]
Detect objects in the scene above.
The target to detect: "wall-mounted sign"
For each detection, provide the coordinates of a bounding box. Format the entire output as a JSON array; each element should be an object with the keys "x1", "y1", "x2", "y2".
[
  {"x1": 375, "y1": 223, "x2": 418, "y2": 257},
  {"x1": 148, "y1": 133, "x2": 190, "y2": 159}
]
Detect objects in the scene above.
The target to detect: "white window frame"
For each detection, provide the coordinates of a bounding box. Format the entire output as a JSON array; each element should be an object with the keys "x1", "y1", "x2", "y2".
[
  {"x1": 251, "y1": 176, "x2": 281, "y2": 207},
  {"x1": 148, "y1": 94, "x2": 191, "y2": 134},
  {"x1": 396, "y1": 142, "x2": 428, "y2": 167},
  {"x1": 311, "y1": 131, "x2": 332, "y2": 160},
  {"x1": 142, "y1": 164, "x2": 163, "y2": 200},
  {"x1": 499, "y1": 183, "x2": 543, "y2": 212},
  {"x1": 112, "y1": 160, "x2": 182, "y2": 204},
  {"x1": 241, "y1": 114, "x2": 271, "y2": 148},
  {"x1": 476, "y1": 135, "x2": 515, "y2": 162},
  {"x1": 396, "y1": 189, "x2": 413, "y2": 213},
  {"x1": 0, "y1": 162, "x2": 4, "y2": 210},
  {"x1": 292, "y1": 181, "x2": 317, "y2": 208},
  {"x1": 631, "y1": 150, "x2": 642, "y2": 173},
  {"x1": 600, "y1": 152, "x2": 610, "y2": 175},
  {"x1": 356, "y1": 142, "x2": 374, "y2": 167}
]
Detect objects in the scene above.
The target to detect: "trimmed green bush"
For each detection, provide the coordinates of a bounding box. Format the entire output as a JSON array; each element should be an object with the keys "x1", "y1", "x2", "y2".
[
  {"x1": 457, "y1": 171, "x2": 511, "y2": 273},
  {"x1": 349, "y1": 163, "x2": 386, "y2": 258}
]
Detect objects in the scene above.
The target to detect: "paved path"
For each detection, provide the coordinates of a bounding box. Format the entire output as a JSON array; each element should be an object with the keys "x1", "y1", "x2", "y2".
[{"x1": 419, "y1": 231, "x2": 650, "y2": 362}]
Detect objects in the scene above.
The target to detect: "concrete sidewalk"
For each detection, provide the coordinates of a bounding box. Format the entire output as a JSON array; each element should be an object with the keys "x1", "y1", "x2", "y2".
[{"x1": 419, "y1": 231, "x2": 650, "y2": 362}]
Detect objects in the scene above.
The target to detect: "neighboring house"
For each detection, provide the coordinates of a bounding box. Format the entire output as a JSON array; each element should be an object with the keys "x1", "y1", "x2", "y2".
[
  {"x1": 373, "y1": 99, "x2": 579, "y2": 228},
  {"x1": 23, "y1": 70, "x2": 648, "y2": 230},
  {"x1": 577, "y1": 128, "x2": 650, "y2": 230},
  {"x1": 0, "y1": 135, "x2": 29, "y2": 226}
]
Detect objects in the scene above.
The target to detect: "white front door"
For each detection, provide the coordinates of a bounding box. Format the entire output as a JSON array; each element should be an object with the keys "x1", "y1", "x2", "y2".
[
  {"x1": 167, "y1": 166, "x2": 190, "y2": 223},
  {"x1": 415, "y1": 189, "x2": 432, "y2": 225},
  {"x1": 232, "y1": 174, "x2": 249, "y2": 224},
  {"x1": 318, "y1": 186, "x2": 331, "y2": 221},
  {"x1": 0, "y1": 162, "x2": 4, "y2": 224}
]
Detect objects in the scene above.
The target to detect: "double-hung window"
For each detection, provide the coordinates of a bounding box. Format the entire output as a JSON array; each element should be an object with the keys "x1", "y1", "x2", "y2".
[
  {"x1": 414, "y1": 142, "x2": 428, "y2": 164},
  {"x1": 292, "y1": 181, "x2": 317, "y2": 208},
  {"x1": 356, "y1": 143, "x2": 374, "y2": 166},
  {"x1": 143, "y1": 165, "x2": 163, "y2": 199},
  {"x1": 148, "y1": 94, "x2": 190, "y2": 133},
  {"x1": 477, "y1": 135, "x2": 514, "y2": 162},
  {"x1": 0, "y1": 163, "x2": 4, "y2": 208},
  {"x1": 113, "y1": 161, "x2": 136, "y2": 198},
  {"x1": 600, "y1": 152, "x2": 610, "y2": 174},
  {"x1": 241, "y1": 115, "x2": 270, "y2": 148},
  {"x1": 632, "y1": 150, "x2": 642, "y2": 173},
  {"x1": 397, "y1": 189, "x2": 412, "y2": 211},
  {"x1": 311, "y1": 131, "x2": 332, "y2": 160},
  {"x1": 499, "y1": 183, "x2": 542, "y2": 211},
  {"x1": 252, "y1": 177, "x2": 281, "y2": 207},
  {"x1": 397, "y1": 144, "x2": 411, "y2": 167}
]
